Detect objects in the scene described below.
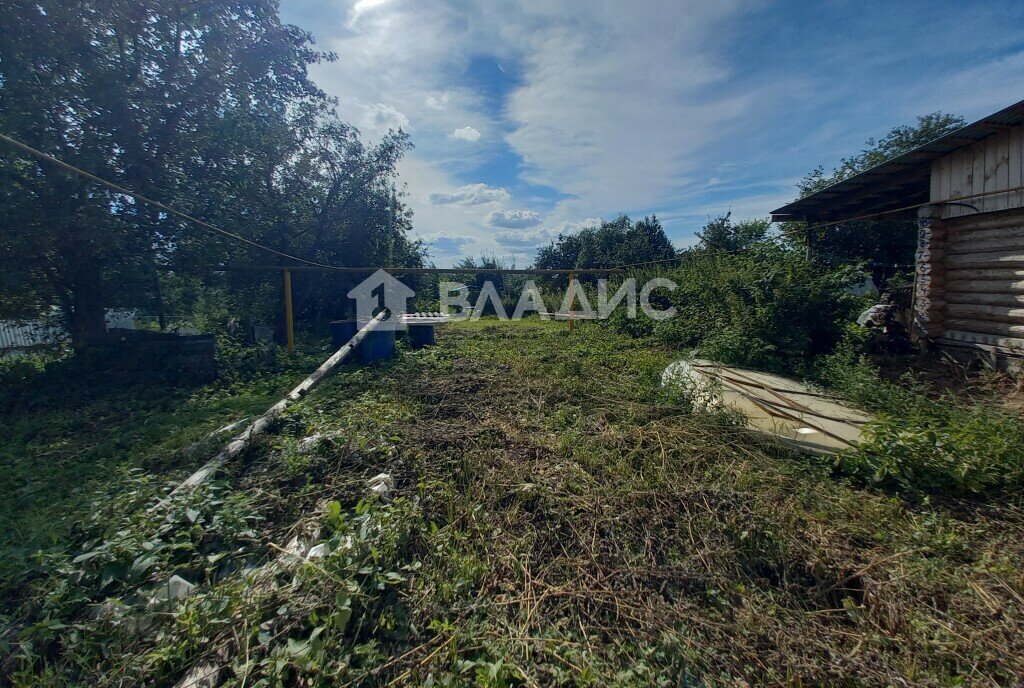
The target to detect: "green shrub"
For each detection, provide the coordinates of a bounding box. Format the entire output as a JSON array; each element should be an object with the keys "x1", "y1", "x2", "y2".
[
  {"x1": 608, "y1": 244, "x2": 864, "y2": 373},
  {"x1": 818, "y1": 343, "x2": 1024, "y2": 495}
]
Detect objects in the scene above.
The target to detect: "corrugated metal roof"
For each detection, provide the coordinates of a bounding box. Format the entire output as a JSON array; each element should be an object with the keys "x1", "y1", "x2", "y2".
[{"x1": 771, "y1": 99, "x2": 1024, "y2": 222}]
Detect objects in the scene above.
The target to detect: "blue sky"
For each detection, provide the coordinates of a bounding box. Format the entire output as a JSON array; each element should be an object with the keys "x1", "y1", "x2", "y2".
[{"x1": 279, "y1": 0, "x2": 1024, "y2": 266}]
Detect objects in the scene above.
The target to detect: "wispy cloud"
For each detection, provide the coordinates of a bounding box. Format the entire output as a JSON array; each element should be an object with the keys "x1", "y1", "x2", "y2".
[{"x1": 281, "y1": 0, "x2": 1024, "y2": 261}]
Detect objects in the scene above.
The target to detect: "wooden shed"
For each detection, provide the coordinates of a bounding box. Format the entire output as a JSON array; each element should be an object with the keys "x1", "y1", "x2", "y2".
[{"x1": 772, "y1": 99, "x2": 1024, "y2": 367}]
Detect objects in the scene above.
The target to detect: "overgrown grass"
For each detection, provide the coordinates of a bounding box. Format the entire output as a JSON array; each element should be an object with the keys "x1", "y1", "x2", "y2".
[
  {"x1": 3, "y1": 320, "x2": 1022, "y2": 686},
  {"x1": 816, "y1": 338, "x2": 1024, "y2": 495},
  {"x1": 604, "y1": 247, "x2": 1024, "y2": 496},
  {"x1": 0, "y1": 335, "x2": 333, "y2": 604}
]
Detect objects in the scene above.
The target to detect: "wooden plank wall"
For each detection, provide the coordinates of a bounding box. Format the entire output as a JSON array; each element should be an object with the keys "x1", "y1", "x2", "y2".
[{"x1": 930, "y1": 126, "x2": 1024, "y2": 217}]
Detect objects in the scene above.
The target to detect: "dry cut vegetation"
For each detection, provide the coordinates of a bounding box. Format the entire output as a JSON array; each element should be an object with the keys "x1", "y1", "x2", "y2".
[{"x1": 3, "y1": 320, "x2": 1024, "y2": 686}]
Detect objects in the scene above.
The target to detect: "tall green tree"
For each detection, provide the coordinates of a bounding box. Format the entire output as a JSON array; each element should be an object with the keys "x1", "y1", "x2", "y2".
[
  {"x1": 781, "y1": 112, "x2": 966, "y2": 283},
  {"x1": 695, "y1": 212, "x2": 771, "y2": 253},
  {"x1": 187, "y1": 105, "x2": 422, "y2": 325},
  {"x1": 534, "y1": 215, "x2": 676, "y2": 284},
  {"x1": 0, "y1": 0, "x2": 329, "y2": 347}
]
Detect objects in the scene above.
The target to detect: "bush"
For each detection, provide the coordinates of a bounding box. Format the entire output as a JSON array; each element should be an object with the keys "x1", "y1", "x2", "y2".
[
  {"x1": 818, "y1": 342, "x2": 1024, "y2": 495},
  {"x1": 609, "y1": 244, "x2": 864, "y2": 373}
]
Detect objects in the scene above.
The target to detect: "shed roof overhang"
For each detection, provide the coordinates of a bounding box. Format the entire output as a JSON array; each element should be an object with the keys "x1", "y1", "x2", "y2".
[{"x1": 771, "y1": 99, "x2": 1024, "y2": 224}]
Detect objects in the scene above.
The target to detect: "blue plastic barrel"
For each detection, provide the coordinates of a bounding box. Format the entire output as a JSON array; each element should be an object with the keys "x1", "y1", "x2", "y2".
[
  {"x1": 407, "y1": 323, "x2": 436, "y2": 349},
  {"x1": 359, "y1": 328, "x2": 396, "y2": 363},
  {"x1": 329, "y1": 319, "x2": 359, "y2": 349}
]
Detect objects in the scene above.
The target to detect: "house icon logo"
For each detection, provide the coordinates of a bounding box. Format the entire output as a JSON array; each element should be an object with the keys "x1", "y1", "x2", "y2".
[{"x1": 347, "y1": 269, "x2": 415, "y2": 331}]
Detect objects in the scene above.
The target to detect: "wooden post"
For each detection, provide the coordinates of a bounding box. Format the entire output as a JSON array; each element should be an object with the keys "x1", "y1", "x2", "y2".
[
  {"x1": 283, "y1": 268, "x2": 295, "y2": 353},
  {"x1": 567, "y1": 270, "x2": 576, "y2": 331},
  {"x1": 805, "y1": 223, "x2": 814, "y2": 262}
]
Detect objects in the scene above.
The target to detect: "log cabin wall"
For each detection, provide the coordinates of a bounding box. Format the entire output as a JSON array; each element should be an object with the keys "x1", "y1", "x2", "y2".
[{"x1": 923, "y1": 126, "x2": 1024, "y2": 355}]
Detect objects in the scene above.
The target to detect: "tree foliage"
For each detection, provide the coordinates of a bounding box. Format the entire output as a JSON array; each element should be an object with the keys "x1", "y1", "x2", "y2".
[
  {"x1": 797, "y1": 112, "x2": 967, "y2": 197},
  {"x1": 695, "y1": 212, "x2": 771, "y2": 253},
  {"x1": 0, "y1": 0, "x2": 423, "y2": 346},
  {"x1": 534, "y1": 215, "x2": 676, "y2": 283},
  {"x1": 611, "y1": 244, "x2": 862, "y2": 372},
  {"x1": 781, "y1": 112, "x2": 966, "y2": 283}
]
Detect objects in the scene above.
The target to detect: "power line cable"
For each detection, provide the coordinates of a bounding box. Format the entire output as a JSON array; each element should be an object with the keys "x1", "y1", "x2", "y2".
[
  {"x1": 611, "y1": 182, "x2": 1024, "y2": 272},
  {"x1": 0, "y1": 131, "x2": 339, "y2": 269}
]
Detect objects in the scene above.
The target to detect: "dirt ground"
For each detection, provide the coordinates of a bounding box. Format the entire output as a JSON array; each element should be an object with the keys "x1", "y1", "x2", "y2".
[{"x1": 873, "y1": 350, "x2": 1024, "y2": 415}]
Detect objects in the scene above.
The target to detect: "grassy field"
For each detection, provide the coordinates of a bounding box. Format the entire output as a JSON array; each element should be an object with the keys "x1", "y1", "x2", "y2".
[
  {"x1": 0, "y1": 340, "x2": 332, "y2": 602},
  {"x1": 2, "y1": 320, "x2": 1023, "y2": 686}
]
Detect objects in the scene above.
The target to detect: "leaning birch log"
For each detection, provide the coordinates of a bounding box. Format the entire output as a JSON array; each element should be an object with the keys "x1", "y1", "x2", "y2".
[{"x1": 155, "y1": 313, "x2": 387, "y2": 505}]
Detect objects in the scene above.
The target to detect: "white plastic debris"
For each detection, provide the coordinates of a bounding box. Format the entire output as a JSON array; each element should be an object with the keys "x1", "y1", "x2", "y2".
[
  {"x1": 283, "y1": 525, "x2": 323, "y2": 559},
  {"x1": 367, "y1": 473, "x2": 394, "y2": 499},
  {"x1": 857, "y1": 303, "x2": 891, "y2": 328},
  {"x1": 284, "y1": 535, "x2": 306, "y2": 557},
  {"x1": 176, "y1": 662, "x2": 222, "y2": 688},
  {"x1": 147, "y1": 575, "x2": 196, "y2": 611},
  {"x1": 306, "y1": 543, "x2": 327, "y2": 559},
  {"x1": 297, "y1": 433, "x2": 323, "y2": 453}
]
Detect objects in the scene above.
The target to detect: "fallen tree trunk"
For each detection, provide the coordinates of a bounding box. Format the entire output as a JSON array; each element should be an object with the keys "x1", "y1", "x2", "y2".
[{"x1": 154, "y1": 313, "x2": 387, "y2": 507}]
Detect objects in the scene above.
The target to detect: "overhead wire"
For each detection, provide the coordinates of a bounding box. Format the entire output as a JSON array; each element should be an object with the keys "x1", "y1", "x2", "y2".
[
  {"x1": 7, "y1": 128, "x2": 1023, "y2": 278},
  {"x1": 0, "y1": 131, "x2": 340, "y2": 269},
  {"x1": 610, "y1": 182, "x2": 1024, "y2": 273}
]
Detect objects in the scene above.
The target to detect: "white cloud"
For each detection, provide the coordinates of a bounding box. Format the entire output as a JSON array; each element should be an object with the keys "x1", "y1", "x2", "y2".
[
  {"x1": 423, "y1": 232, "x2": 473, "y2": 256},
  {"x1": 913, "y1": 50, "x2": 1024, "y2": 120},
  {"x1": 450, "y1": 126, "x2": 482, "y2": 142},
  {"x1": 360, "y1": 102, "x2": 409, "y2": 133},
  {"x1": 282, "y1": 0, "x2": 784, "y2": 260},
  {"x1": 486, "y1": 209, "x2": 542, "y2": 229},
  {"x1": 495, "y1": 217, "x2": 602, "y2": 251},
  {"x1": 504, "y1": 5, "x2": 758, "y2": 218},
  {"x1": 428, "y1": 183, "x2": 511, "y2": 206},
  {"x1": 397, "y1": 156, "x2": 501, "y2": 265},
  {"x1": 297, "y1": 3, "x2": 491, "y2": 156}
]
